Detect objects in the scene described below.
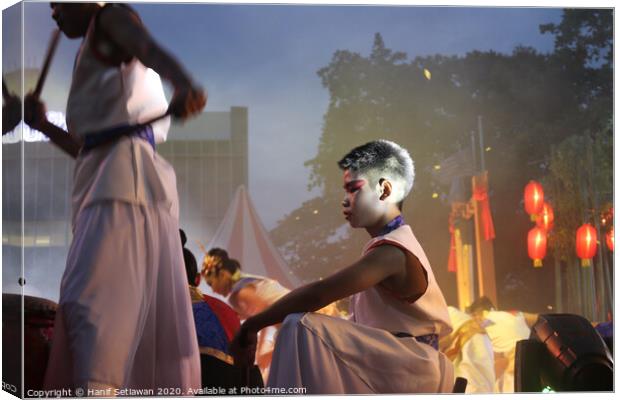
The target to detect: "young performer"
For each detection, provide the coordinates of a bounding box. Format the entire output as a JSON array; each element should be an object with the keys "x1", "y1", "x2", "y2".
[
  {"x1": 24, "y1": 3, "x2": 205, "y2": 394},
  {"x1": 230, "y1": 140, "x2": 454, "y2": 394}
]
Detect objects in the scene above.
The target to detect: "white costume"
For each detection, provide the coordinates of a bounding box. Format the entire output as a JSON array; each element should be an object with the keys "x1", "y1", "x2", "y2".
[
  {"x1": 228, "y1": 274, "x2": 289, "y2": 382},
  {"x1": 482, "y1": 310, "x2": 531, "y2": 392},
  {"x1": 43, "y1": 7, "x2": 200, "y2": 393},
  {"x1": 446, "y1": 306, "x2": 495, "y2": 393},
  {"x1": 267, "y1": 224, "x2": 454, "y2": 394}
]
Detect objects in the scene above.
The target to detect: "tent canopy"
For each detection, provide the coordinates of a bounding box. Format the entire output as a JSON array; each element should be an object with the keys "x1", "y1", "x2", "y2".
[{"x1": 207, "y1": 185, "x2": 299, "y2": 289}]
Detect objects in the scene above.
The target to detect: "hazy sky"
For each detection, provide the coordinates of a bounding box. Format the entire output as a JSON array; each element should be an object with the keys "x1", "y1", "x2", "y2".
[{"x1": 3, "y1": 2, "x2": 564, "y2": 234}]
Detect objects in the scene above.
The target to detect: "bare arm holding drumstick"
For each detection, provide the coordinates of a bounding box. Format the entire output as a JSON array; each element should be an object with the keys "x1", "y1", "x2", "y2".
[{"x1": 24, "y1": 5, "x2": 206, "y2": 158}]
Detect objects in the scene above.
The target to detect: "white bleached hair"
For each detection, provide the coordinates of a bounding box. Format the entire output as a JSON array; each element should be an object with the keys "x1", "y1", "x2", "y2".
[{"x1": 338, "y1": 139, "x2": 415, "y2": 204}]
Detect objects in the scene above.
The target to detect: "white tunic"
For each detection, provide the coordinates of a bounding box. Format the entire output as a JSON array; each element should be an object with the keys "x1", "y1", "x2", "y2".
[
  {"x1": 66, "y1": 12, "x2": 176, "y2": 227},
  {"x1": 267, "y1": 224, "x2": 454, "y2": 394},
  {"x1": 482, "y1": 310, "x2": 531, "y2": 392},
  {"x1": 447, "y1": 306, "x2": 496, "y2": 393},
  {"x1": 228, "y1": 274, "x2": 290, "y2": 382},
  {"x1": 228, "y1": 274, "x2": 289, "y2": 318}
]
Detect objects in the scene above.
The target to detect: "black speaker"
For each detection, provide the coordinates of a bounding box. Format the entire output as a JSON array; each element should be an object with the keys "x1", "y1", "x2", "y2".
[
  {"x1": 515, "y1": 313, "x2": 613, "y2": 392},
  {"x1": 515, "y1": 339, "x2": 546, "y2": 392}
]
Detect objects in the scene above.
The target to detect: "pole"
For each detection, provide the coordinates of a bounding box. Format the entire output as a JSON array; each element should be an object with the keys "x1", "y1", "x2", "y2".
[
  {"x1": 477, "y1": 115, "x2": 485, "y2": 172},
  {"x1": 586, "y1": 134, "x2": 607, "y2": 322},
  {"x1": 549, "y1": 145, "x2": 563, "y2": 314},
  {"x1": 554, "y1": 255, "x2": 562, "y2": 313},
  {"x1": 470, "y1": 131, "x2": 477, "y2": 174}
]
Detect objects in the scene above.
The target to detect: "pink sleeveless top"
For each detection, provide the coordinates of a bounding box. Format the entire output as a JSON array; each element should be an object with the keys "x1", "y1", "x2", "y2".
[{"x1": 350, "y1": 224, "x2": 452, "y2": 338}]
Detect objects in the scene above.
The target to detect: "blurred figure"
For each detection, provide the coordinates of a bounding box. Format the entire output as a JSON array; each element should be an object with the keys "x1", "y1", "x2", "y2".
[
  {"x1": 182, "y1": 232, "x2": 240, "y2": 362},
  {"x1": 27, "y1": 3, "x2": 206, "y2": 393},
  {"x1": 203, "y1": 251, "x2": 289, "y2": 382},
  {"x1": 440, "y1": 306, "x2": 495, "y2": 393},
  {"x1": 467, "y1": 297, "x2": 534, "y2": 393},
  {"x1": 181, "y1": 230, "x2": 263, "y2": 390},
  {"x1": 203, "y1": 249, "x2": 339, "y2": 382}
]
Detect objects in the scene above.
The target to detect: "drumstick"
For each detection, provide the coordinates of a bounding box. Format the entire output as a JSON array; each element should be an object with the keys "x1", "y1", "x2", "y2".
[{"x1": 33, "y1": 29, "x2": 61, "y2": 99}]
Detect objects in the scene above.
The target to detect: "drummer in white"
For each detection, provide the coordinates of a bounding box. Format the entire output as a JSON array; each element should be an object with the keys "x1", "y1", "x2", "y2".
[{"x1": 24, "y1": 2, "x2": 205, "y2": 394}]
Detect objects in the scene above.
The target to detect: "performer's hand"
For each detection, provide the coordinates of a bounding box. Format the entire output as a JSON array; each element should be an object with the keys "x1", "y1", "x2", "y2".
[
  {"x1": 168, "y1": 83, "x2": 207, "y2": 120},
  {"x1": 230, "y1": 323, "x2": 258, "y2": 368},
  {"x1": 23, "y1": 93, "x2": 48, "y2": 132},
  {"x1": 2, "y1": 93, "x2": 21, "y2": 135}
]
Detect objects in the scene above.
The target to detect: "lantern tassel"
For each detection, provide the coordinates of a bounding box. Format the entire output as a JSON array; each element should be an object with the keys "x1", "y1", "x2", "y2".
[
  {"x1": 473, "y1": 176, "x2": 496, "y2": 241},
  {"x1": 533, "y1": 259, "x2": 543, "y2": 268},
  {"x1": 581, "y1": 258, "x2": 592, "y2": 268},
  {"x1": 530, "y1": 214, "x2": 538, "y2": 222}
]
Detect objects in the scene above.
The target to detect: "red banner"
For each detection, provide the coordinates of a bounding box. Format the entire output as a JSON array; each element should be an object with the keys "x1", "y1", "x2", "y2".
[{"x1": 472, "y1": 179, "x2": 496, "y2": 241}]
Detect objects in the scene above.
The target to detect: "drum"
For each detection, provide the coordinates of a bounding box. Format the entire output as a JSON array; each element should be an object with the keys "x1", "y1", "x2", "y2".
[{"x1": 2, "y1": 293, "x2": 58, "y2": 395}]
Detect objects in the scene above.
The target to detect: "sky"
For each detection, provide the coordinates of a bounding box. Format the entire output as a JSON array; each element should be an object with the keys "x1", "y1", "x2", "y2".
[{"x1": 4, "y1": 1, "x2": 563, "y2": 231}]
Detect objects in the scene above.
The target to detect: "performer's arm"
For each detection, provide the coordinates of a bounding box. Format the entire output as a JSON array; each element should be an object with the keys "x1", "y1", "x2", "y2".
[
  {"x1": 234, "y1": 286, "x2": 271, "y2": 319},
  {"x1": 97, "y1": 7, "x2": 206, "y2": 119},
  {"x1": 230, "y1": 244, "x2": 410, "y2": 366},
  {"x1": 23, "y1": 93, "x2": 82, "y2": 158}
]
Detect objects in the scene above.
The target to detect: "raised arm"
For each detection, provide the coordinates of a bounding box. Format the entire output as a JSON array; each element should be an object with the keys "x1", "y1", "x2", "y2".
[
  {"x1": 97, "y1": 6, "x2": 206, "y2": 119},
  {"x1": 24, "y1": 94, "x2": 83, "y2": 158},
  {"x1": 230, "y1": 244, "x2": 407, "y2": 366}
]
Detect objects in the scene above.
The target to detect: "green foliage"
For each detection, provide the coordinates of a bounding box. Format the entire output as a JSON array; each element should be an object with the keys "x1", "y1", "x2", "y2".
[{"x1": 543, "y1": 122, "x2": 613, "y2": 261}]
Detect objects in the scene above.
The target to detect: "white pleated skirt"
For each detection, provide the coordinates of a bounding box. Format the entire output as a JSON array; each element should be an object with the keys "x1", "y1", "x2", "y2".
[
  {"x1": 43, "y1": 200, "x2": 201, "y2": 393},
  {"x1": 267, "y1": 313, "x2": 454, "y2": 394}
]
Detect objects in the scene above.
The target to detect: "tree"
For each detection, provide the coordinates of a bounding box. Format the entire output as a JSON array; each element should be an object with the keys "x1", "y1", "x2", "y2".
[{"x1": 272, "y1": 9, "x2": 612, "y2": 313}]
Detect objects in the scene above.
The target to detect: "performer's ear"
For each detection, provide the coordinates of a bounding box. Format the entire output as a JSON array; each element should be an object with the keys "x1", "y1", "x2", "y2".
[{"x1": 379, "y1": 179, "x2": 392, "y2": 201}]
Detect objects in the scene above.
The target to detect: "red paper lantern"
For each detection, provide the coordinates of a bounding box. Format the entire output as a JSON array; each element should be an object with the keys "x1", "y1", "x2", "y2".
[
  {"x1": 528, "y1": 226, "x2": 547, "y2": 267},
  {"x1": 606, "y1": 227, "x2": 614, "y2": 252},
  {"x1": 576, "y1": 223, "x2": 597, "y2": 267},
  {"x1": 536, "y1": 202, "x2": 555, "y2": 231},
  {"x1": 524, "y1": 180, "x2": 544, "y2": 221}
]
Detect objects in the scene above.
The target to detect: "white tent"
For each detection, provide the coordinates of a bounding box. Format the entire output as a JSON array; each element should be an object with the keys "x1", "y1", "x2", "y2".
[{"x1": 207, "y1": 185, "x2": 300, "y2": 289}]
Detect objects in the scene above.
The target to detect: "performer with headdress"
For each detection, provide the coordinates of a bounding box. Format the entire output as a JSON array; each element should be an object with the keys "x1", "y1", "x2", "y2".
[
  {"x1": 203, "y1": 249, "x2": 340, "y2": 382},
  {"x1": 180, "y1": 230, "x2": 263, "y2": 390},
  {"x1": 24, "y1": 2, "x2": 205, "y2": 394},
  {"x1": 230, "y1": 140, "x2": 455, "y2": 394}
]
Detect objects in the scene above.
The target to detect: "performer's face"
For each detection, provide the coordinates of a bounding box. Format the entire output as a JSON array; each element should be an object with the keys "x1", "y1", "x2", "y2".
[
  {"x1": 50, "y1": 3, "x2": 94, "y2": 38},
  {"x1": 342, "y1": 169, "x2": 385, "y2": 229},
  {"x1": 208, "y1": 269, "x2": 232, "y2": 296},
  {"x1": 203, "y1": 256, "x2": 231, "y2": 295},
  {"x1": 471, "y1": 309, "x2": 487, "y2": 324}
]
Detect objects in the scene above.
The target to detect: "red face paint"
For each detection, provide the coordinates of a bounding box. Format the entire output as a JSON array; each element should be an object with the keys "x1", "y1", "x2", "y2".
[{"x1": 344, "y1": 179, "x2": 365, "y2": 193}]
